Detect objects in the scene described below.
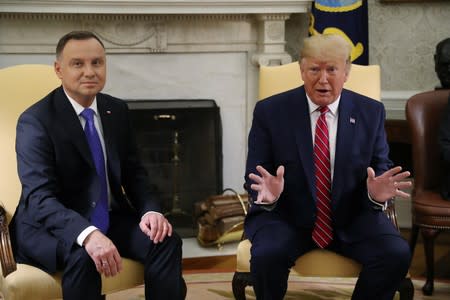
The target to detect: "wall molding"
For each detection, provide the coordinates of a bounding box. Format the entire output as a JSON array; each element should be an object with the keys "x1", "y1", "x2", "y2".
[
  {"x1": 382, "y1": 90, "x2": 423, "y2": 120},
  {"x1": 0, "y1": 0, "x2": 311, "y2": 14}
]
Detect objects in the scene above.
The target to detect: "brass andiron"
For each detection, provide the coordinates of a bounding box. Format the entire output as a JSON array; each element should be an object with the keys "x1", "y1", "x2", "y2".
[{"x1": 165, "y1": 130, "x2": 189, "y2": 217}]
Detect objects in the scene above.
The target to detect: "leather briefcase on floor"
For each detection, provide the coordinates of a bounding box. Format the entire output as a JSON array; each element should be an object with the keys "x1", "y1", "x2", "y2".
[{"x1": 195, "y1": 189, "x2": 248, "y2": 247}]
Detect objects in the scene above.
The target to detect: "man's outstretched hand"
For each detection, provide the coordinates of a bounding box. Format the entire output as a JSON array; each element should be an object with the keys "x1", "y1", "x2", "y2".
[
  {"x1": 249, "y1": 165, "x2": 284, "y2": 205},
  {"x1": 367, "y1": 166, "x2": 412, "y2": 202}
]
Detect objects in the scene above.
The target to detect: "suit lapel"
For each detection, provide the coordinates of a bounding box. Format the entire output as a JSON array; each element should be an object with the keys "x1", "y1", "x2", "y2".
[
  {"x1": 332, "y1": 90, "x2": 357, "y2": 206},
  {"x1": 290, "y1": 87, "x2": 315, "y2": 197},
  {"x1": 54, "y1": 87, "x2": 94, "y2": 169}
]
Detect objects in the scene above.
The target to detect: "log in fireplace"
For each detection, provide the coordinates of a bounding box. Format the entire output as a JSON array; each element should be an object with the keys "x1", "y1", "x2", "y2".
[{"x1": 127, "y1": 100, "x2": 223, "y2": 237}]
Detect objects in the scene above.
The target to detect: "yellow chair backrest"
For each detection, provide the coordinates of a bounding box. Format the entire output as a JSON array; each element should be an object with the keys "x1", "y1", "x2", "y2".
[
  {"x1": 258, "y1": 62, "x2": 381, "y2": 101},
  {"x1": 0, "y1": 64, "x2": 60, "y2": 221}
]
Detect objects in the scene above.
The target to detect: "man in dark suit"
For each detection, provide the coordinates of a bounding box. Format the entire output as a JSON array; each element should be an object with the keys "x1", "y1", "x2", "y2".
[
  {"x1": 434, "y1": 37, "x2": 450, "y2": 89},
  {"x1": 439, "y1": 94, "x2": 450, "y2": 199},
  {"x1": 244, "y1": 34, "x2": 412, "y2": 300},
  {"x1": 9, "y1": 31, "x2": 186, "y2": 300}
]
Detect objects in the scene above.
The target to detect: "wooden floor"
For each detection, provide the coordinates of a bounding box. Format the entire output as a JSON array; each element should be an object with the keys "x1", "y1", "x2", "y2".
[
  {"x1": 183, "y1": 229, "x2": 450, "y2": 280},
  {"x1": 183, "y1": 255, "x2": 236, "y2": 274},
  {"x1": 404, "y1": 229, "x2": 450, "y2": 280}
]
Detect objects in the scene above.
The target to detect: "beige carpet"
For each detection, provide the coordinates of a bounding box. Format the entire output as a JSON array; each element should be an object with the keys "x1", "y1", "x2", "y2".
[{"x1": 107, "y1": 272, "x2": 450, "y2": 300}]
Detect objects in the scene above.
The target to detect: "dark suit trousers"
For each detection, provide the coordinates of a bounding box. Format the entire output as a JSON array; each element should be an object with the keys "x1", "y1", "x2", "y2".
[
  {"x1": 58, "y1": 212, "x2": 185, "y2": 300},
  {"x1": 249, "y1": 218, "x2": 411, "y2": 300}
]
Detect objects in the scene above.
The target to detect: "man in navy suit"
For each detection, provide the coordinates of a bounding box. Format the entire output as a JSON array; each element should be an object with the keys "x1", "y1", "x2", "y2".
[
  {"x1": 244, "y1": 34, "x2": 412, "y2": 300},
  {"x1": 9, "y1": 31, "x2": 186, "y2": 300}
]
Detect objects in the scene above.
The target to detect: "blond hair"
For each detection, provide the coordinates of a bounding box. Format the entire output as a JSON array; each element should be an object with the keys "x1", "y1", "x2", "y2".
[{"x1": 300, "y1": 34, "x2": 351, "y2": 65}]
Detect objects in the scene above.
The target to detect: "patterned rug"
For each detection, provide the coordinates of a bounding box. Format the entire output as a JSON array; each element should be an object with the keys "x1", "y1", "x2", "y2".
[{"x1": 107, "y1": 272, "x2": 450, "y2": 300}]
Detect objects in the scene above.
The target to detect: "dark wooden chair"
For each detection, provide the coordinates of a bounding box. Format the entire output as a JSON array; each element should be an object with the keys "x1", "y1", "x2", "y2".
[{"x1": 406, "y1": 89, "x2": 450, "y2": 296}]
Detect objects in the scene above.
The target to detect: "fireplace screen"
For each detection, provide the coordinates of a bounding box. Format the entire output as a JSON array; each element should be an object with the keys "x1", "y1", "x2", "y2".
[{"x1": 126, "y1": 100, "x2": 223, "y2": 237}]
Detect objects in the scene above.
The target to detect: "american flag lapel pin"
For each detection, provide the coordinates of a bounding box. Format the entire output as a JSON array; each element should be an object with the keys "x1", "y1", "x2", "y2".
[
  {"x1": 106, "y1": 110, "x2": 112, "y2": 115},
  {"x1": 350, "y1": 117, "x2": 356, "y2": 124}
]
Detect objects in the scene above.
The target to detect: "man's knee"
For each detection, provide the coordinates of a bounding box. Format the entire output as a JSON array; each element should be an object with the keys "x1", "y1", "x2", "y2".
[
  {"x1": 385, "y1": 238, "x2": 411, "y2": 273},
  {"x1": 65, "y1": 247, "x2": 96, "y2": 272},
  {"x1": 392, "y1": 239, "x2": 412, "y2": 270},
  {"x1": 161, "y1": 231, "x2": 183, "y2": 255},
  {"x1": 62, "y1": 248, "x2": 101, "y2": 299},
  {"x1": 148, "y1": 231, "x2": 183, "y2": 262},
  {"x1": 250, "y1": 242, "x2": 297, "y2": 271},
  {"x1": 166, "y1": 231, "x2": 182, "y2": 248}
]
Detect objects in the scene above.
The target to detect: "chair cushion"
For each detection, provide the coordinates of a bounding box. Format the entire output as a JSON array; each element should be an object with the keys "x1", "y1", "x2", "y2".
[
  {"x1": 236, "y1": 239, "x2": 361, "y2": 277},
  {"x1": 413, "y1": 190, "x2": 450, "y2": 228},
  {"x1": 101, "y1": 258, "x2": 144, "y2": 294},
  {"x1": 236, "y1": 239, "x2": 253, "y2": 272},
  {"x1": 0, "y1": 263, "x2": 62, "y2": 300},
  {"x1": 293, "y1": 249, "x2": 361, "y2": 277},
  {"x1": 0, "y1": 259, "x2": 143, "y2": 300}
]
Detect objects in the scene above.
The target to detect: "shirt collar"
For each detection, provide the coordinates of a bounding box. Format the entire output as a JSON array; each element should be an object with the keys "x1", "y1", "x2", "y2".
[
  {"x1": 63, "y1": 89, "x2": 99, "y2": 117},
  {"x1": 307, "y1": 94, "x2": 340, "y2": 117}
]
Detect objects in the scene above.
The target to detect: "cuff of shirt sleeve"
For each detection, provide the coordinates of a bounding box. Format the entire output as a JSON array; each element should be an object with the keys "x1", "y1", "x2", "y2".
[
  {"x1": 77, "y1": 226, "x2": 98, "y2": 246},
  {"x1": 255, "y1": 195, "x2": 279, "y2": 211},
  {"x1": 367, "y1": 192, "x2": 387, "y2": 211},
  {"x1": 141, "y1": 211, "x2": 163, "y2": 220}
]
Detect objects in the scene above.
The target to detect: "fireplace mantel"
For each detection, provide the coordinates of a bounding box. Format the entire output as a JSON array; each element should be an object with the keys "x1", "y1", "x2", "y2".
[
  {"x1": 0, "y1": 1, "x2": 312, "y2": 194},
  {"x1": 0, "y1": 0, "x2": 312, "y2": 66},
  {"x1": 0, "y1": 0, "x2": 311, "y2": 14}
]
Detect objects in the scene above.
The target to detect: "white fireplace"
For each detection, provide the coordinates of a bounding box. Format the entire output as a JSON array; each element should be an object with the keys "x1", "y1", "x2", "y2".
[{"x1": 0, "y1": 0, "x2": 312, "y2": 193}]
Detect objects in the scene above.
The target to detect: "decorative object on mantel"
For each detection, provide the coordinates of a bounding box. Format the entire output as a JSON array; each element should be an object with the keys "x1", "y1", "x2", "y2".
[
  {"x1": 195, "y1": 188, "x2": 248, "y2": 248},
  {"x1": 434, "y1": 37, "x2": 450, "y2": 89}
]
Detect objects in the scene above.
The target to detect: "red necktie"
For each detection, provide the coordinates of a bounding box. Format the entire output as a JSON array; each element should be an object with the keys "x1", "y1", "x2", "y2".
[{"x1": 312, "y1": 106, "x2": 333, "y2": 248}]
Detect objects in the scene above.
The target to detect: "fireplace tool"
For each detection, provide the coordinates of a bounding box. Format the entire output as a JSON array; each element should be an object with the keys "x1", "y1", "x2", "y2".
[
  {"x1": 165, "y1": 130, "x2": 189, "y2": 217},
  {"x1": 154, "y1": 114, "x2": 189, "y2": 218}
]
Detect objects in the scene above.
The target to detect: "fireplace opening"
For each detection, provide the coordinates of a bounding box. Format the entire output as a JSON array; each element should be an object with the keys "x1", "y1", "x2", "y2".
[{"x1": 126, "y1": 100, "x2": 223, "y2": 237}]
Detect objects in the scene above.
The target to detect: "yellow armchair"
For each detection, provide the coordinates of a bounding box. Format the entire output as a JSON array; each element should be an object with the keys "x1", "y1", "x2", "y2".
[
  {"x1": 232, "y1": 62, "x2": 414, "y2": 300},
  {"x1": 0, "y1": 64, "x2": 144, "y2": 299}
]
